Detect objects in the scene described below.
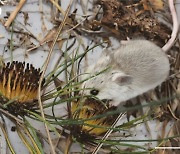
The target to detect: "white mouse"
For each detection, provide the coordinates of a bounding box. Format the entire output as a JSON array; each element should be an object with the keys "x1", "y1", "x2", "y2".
[
  {"x1": 81, "y1": 40, "x2": 170, "y2": 106},
  {"x1": 81, "y1": 0, "x2": 178, "y2": 106}
]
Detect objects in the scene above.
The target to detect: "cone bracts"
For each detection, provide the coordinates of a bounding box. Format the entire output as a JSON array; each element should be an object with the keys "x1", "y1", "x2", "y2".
[
  {"x1": 0, "y1": 61, "x2": 44, "y2": 115},
  {"x1": 71, "y1": 98, "x2": 118, "y2": 140}
]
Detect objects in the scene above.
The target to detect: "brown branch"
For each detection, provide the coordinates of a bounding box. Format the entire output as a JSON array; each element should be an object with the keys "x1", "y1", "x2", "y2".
[
  {"x1": 4, "y1": 0, "x2": 27, "y2": 28},
  {"x1": 92, "y1": 113, "x2": 126, "y2": 154}
]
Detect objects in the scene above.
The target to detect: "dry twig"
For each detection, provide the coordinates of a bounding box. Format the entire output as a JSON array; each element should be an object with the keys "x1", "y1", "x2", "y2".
[
  {"x1": 49, "y1": 0, "x2": 65, "y2": 16},
  {"x1": 37, "y1": 0, "x2": 74, "y2": 154},
  {"x1": 92, "y1": 113, "x2": 126, "y2": 154},
  {"x1": 4, "y1": 0, "x2": 27, "y2": 28}
]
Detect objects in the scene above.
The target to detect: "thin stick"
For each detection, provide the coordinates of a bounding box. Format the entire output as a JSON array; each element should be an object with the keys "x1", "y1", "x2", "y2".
[
  {"x1": 167, "y1": 104, "x2": 180, "y2": 120},
  {"x1": 0, "y1": 108, "x2": 23, "y2": 124},
  {"x1": 49, "y1": 0, "x2": 65, "y2": 16},
  {"x1": 37, "y1": 0, "x2": 74, "y2": 154},
  {"x1": 0, "y1": 122, "x2": 16, "y2": 154},
  {"x1": 64, "y1": 135, "x2": 72, "y2": 154},
  {"x1": 162, "y1": 0, "x2": 179, "y2": 52},
  {"x1": 4, "y1": 0, "x2": 27, "y2": 28},
  {"x1": 92, "y1": 112, "x2": 126, "y2": 154}
]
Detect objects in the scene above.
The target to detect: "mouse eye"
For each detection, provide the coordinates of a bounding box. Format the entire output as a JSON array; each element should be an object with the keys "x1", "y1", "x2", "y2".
[{"x1": 90, "y1": 89, "x2": 99, "y2": 96}]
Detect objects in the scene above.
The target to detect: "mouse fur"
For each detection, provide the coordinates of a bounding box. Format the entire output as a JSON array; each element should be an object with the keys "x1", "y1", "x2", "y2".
[{"x1": 81, "y1": 40, "x2": 170, "y2": 106}]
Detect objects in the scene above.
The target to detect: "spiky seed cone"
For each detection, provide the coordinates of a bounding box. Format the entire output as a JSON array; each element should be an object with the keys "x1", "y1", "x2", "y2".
[
  {"x1": 71, "y1": 98, "x2": 118, "y2": 140},
  {"x1": 0, "y1": 61, "x2": 44, "y2": 115}
]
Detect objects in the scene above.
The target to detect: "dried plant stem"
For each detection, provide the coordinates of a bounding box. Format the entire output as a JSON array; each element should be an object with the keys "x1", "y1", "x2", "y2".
[
  {"x1": 17, "y1": 128, "x2": 35, "y2": 154},
  {"x1": 168, "y1": 104, "x2": 180, "y2": 120},
  {"x1": 37, "y1": 0, "x2": 74, "y2": 154},
  {"x1": 64, "y1": 135, "x2": 72, "y2": 154},
  {"x1": 23, "y1": 126, "x2": 42, "y2": 154},
  {"x1": 49, "y1": 0, "x2": 65, "y2": 16},
  {"x1": 0, "y1": 122, "x2": 15, "y2": 154},
  {"x1": 0, "y1": 108, "x2": 23, "y2": 124},
  {"x1": 26, "y1": 38, "x2": 65, "y2": 53},
  {"x1": 4, "y1": 0, "x2": 27, "y2": 28},
  {"x1": 92, "y1": 113, "x2": 126, "y2": 154}
]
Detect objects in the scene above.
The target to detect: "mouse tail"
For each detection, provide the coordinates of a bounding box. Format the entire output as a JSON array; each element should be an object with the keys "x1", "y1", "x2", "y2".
[{"x1": 162, "y1": 0, "x2": 179, "y2": 52}]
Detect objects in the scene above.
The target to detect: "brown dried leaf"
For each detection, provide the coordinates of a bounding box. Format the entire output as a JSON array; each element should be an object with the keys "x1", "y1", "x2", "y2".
[
  {"x1": 53, "y1": 76, "x2": 65, "y2": 91},
  {"x1": 57, "y1": 39, "x2": 65, "y2": 50},
  {"x1": 40, "y1": 27, "x2": 58, "y2": 44},
  {"x1": 22, "y1": 11, "x2": 29, "y2": 25},
  {"x1": 149, "y1": 0, "x2": 164, "y2": 10}
]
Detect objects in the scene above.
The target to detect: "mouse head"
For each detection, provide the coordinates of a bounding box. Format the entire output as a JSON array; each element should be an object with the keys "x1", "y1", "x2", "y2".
[{"x1": 81, "y1": 70, "x2": 133, "y2": 106}]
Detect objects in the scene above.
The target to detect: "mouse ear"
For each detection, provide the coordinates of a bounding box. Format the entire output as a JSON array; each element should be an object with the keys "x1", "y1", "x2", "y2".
[{"x1": 111, "y1": 72, "x2": 133, "y2": 86}]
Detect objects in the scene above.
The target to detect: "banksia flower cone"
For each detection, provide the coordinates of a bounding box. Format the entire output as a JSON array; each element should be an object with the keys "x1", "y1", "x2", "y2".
[
  {"x1": 71, "y1": 98, "x2": 118, "y2": 140},
  {"x1": 0, "y1": 61, "x2": 44, "y2": 115}
]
